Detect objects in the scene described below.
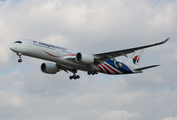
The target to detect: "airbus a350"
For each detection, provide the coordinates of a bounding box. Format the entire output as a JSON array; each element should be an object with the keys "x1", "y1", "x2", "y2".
[{"x1": 9, "y1": 38, "x2": 170, "y2": 79}]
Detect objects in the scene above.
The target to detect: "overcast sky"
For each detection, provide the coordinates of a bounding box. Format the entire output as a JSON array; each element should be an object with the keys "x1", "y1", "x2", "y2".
[{"x1": 0, "y1": 0, "x2": 177, "y2": 120}]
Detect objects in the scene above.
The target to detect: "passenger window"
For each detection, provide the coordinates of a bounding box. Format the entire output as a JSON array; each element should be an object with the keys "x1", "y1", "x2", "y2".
[{"x1": 14, "y1": 41, "x2": 22, "y2": 44}]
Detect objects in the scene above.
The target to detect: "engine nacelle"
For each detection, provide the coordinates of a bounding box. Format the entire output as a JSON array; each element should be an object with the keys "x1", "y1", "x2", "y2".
[
  {"x1": 41, "y1": 63, "x2": 58, "y2": 74},
  {"x1": 75, "y1": 52, "x2": 94, "y2": 64}
]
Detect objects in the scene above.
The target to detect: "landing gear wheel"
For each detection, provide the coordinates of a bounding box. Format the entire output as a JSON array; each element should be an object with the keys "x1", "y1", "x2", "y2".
[
  {"x1": 18, "y1": 59, "x2": 22, "y2": 63},
  {"x1": 88, "y1": 70, "x2": 98, "y2": 75},
  {"x1": 87, "y1": 71, "x2": 91, "y2": 75},
  {"x1": 69, "y1": 74, "x2": 80, "y2": 80},
  {"x1": 69, "y1": 76, "x2": 73, "y2": 80},
  {"x1": 76, "y1": 75, "x2": 80, "y2": 79}
]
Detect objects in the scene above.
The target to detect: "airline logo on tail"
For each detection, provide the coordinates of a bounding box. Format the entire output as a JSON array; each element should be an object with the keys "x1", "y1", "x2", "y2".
[{"x1": 133, "y1": 55, "x2": 140, "y2": 64}]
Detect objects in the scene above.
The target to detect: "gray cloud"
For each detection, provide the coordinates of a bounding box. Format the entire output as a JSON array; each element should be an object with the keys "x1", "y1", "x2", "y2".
[{"x1": 0, "y1": 0, "x2": 177, "y2": 120}]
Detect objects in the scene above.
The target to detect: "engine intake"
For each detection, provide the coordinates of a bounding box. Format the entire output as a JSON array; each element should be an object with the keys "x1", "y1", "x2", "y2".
[
  {"x1": 76, "y1": 52, "x2": 94, "y2": 64},
  {"x1": 41, "y1": 63, "x2": 58, "y2": 74}
]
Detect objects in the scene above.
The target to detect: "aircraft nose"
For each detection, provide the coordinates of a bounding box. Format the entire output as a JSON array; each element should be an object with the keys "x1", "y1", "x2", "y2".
[{"x1": 9, "y1": 44, "x2": 16, "y2": 51}]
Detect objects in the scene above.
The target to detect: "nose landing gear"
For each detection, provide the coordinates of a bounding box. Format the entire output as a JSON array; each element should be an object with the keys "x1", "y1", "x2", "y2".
[{"x1": 17, "y1": 53, "x2": 22, "y2": 63}]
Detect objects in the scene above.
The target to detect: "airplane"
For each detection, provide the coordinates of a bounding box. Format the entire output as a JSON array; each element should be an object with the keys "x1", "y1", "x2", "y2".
[{"x1": 9, "y1": 37, "x2": 170, "y2": 79}]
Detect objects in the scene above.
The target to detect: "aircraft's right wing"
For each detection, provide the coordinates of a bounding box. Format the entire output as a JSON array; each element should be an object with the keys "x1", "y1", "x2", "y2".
[{"x1": 93, "y1": 37, "x2": 170, "y2": 64}]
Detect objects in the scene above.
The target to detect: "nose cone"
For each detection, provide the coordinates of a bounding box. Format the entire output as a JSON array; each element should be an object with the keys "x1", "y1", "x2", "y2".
[{"x1": 9, "y1": 44, "x2": 16, "y2": 51}]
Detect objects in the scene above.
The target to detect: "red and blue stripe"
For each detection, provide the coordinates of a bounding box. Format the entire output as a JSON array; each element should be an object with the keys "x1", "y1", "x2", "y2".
[{"x1": 98, "y1": 59, "x2": 133, "y2": 74}]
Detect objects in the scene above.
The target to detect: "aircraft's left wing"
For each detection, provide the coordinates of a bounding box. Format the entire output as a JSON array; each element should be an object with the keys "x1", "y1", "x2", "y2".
[{"x1": 94, "y1": 37, "x2": 170, "y2": 64}]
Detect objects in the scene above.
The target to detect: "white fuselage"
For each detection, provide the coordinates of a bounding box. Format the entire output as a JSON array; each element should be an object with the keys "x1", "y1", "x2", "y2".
[{"x1": 10, "y1": 38, "x2": 169, "y2": 78}]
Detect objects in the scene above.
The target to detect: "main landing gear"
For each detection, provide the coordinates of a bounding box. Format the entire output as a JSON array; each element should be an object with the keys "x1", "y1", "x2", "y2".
[
  {"x1": 69, "y1": 69, "x2": 80, "y2": 80},
  {"x1": 17, "y1": 53, "x2": 22, "y2": 63},
  {"x1": 69, "y1": 73, "x2": 80, "y2": 80},
  {"x1": 87, "y1": 70, "x2": 98, "y2": 75}
]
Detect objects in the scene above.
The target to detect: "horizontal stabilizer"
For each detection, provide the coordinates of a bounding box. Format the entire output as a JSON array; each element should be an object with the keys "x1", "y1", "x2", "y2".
[{"x1": 134, "y1": 65, "x2": 160, "y2": 71}]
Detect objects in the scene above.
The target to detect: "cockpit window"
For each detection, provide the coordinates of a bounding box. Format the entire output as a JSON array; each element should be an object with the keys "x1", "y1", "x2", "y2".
[{"x1": 14, "y1": 41, "x2": 22, "y2": 44}]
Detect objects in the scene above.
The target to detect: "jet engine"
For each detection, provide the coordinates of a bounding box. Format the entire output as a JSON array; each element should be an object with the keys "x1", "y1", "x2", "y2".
[
  {"x1": 41, "y1": 63, "x2": 58, "y2": 74},
  {"x1": 75, "y1": 52, "x2": 94, "y2": 64}
]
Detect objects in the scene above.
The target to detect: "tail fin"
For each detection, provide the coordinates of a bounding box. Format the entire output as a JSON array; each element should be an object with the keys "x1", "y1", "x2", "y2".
[{"x1": 126, "y1": 49, "x2": 144, "y2": 69}]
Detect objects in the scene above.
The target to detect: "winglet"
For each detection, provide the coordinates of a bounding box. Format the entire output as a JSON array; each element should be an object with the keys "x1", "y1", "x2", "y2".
[{"x1": 155, "y1": 37, "x2": 170, "y2": 45}]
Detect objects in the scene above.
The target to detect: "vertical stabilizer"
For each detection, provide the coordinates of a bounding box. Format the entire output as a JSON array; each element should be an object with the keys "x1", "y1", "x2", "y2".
[{"x1": 126, "y1": 49, "x2": 144, "y2": 69}]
